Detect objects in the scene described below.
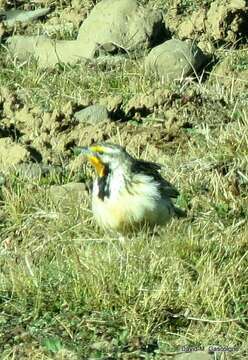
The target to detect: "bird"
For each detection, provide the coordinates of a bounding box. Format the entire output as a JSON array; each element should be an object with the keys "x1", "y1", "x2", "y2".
[{"x1": 79, "y1": 143, "x2": 185, "y2": 233}]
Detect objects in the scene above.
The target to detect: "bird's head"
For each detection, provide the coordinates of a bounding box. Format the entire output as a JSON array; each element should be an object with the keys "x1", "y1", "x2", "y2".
[{"x1": 79, "y1": 143, "x2": 131, "y2": 177}]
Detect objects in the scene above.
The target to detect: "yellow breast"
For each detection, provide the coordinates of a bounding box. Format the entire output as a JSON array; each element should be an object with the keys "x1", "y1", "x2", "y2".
[{"x1": 92, "y1": 179, "x2": 172, "y2": 232}]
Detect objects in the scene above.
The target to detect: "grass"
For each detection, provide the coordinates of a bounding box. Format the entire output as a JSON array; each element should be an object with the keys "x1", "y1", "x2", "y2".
[{"x1": 1, "y1": 0, "x2": 248, "y2": 359}]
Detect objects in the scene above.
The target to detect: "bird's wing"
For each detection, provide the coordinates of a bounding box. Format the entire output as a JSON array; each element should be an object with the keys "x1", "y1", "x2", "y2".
[
  {"x1": 131, "y1": 159, "x2": 162, "y2": 173},
  {"x1": 157, "y1": 177, "x2": 179, "y2": 198},
  {"x1": 131, "y1": 159, "x2": 179, "y2": 198}
]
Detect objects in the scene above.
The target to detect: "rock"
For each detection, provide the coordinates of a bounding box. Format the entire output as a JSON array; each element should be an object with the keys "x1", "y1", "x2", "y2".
[
  {"x1": 49, "y1": 182, "x2": 88, "y2": 207},
  {"x1": 206, "y1": 0, "x2": 248, "y2": 42},
  {"x1": 7, "y1": 35, "x2": 86, "y2": 68},
  {"x1": 0, "y1": 8, "x2": 50, "y2": 26},
  {"x1": 144, "y1": 39, "x2": 206, "y2": 83},
  {"x1": 13, "y1": 163, "x2": 62, "y2": 180},
  {"x1": 77, "y1": 0, "x2": 165, "y2": 54},
  {"x1": 8, "y1": 0, "x2": 165, "y2": 68},
  {"x1": 74, "y1": 104, "x2": 109, "y2": 124},
  {"x1": 0, "y1": 138, "x2": 30, "y2": 171},
  {"x1": 14, "y1": 163, "x2": 43, "y2": 179}
]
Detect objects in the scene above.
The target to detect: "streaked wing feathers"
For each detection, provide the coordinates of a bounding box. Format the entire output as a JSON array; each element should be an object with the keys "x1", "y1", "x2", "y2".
[{"x1": 131, "y1": 159, "x2": 179, "y2": 198}]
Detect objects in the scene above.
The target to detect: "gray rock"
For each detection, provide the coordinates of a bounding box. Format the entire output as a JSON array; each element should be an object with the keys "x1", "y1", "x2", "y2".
[
  {"x1": 49, "y1": 182, "x2": 88, "y2": 207},
  {"x1": 74, "y1": 104, "x2": 109, "y2": 124},
  {"x1": 145, "y1": 39, "x2": 206, "y2": 83},
  {"x1": 13, "y1": 163, "x2": 62, "y2": 180},
  {"x1": 0, "y1": 8, "x2": 50, "y2": 26},
  {"x1": 77, "y1": 0, "x2": 164, "y2": 54},
  {"x1": 7, "y1": 35, "x2": 85, "y2": 68},
  {"x1": 8, "y1": 0, "x2": 165, "y2": 68},
  {"x1": 14, "y1": 163, "x2": 43, "y2": 179}
]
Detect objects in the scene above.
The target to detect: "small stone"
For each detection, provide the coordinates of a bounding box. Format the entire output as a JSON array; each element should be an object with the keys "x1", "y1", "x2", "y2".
[
  {"x1": 74, "y1": 104, "x2": 109, "y2": 124},
  {"x1": 13, "y1": 163, "x2": 62, "y2": 180},
  {"x1": 145, "y1": 39, "x2": 206, "y2": 83},
  {"x1": 49, "y1": 182, "x2": 88, "y2": 207},
  {"x1": 1, "y1": 8, "x2": 50, "y2": 27}
]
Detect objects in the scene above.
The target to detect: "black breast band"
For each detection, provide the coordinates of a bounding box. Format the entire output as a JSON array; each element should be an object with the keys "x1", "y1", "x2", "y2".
[{"x1": 97, "y1": 167, "x2": 110, "y2": 200}]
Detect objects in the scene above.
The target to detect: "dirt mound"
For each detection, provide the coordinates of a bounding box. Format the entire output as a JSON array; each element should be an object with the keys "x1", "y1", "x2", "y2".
[
  {"x1": 1, "y1": 0, "x2": 248, "y2": 178},
  {"x1": 0, "y1": 83, "x2": 191, "y2": 171},
  {"x1": 166, "y1": 0, "x2": 248, "y2": 49},
  {"x1": 0, "y1": 137, "x2": 30, "y2": 171}
]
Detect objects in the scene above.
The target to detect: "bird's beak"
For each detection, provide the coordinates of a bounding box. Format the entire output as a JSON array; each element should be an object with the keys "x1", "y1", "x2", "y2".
[{"x1": 79, "y1": 146, "x2": 106, "y2": 177}]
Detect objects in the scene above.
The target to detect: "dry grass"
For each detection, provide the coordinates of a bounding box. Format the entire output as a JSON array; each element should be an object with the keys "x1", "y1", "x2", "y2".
[
  {"x1": 1, "y1": 103, "x2": 248, "y2": 358},
  {"x1": 0, "y1": 1, "x2": 248, "y2": 359}
]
